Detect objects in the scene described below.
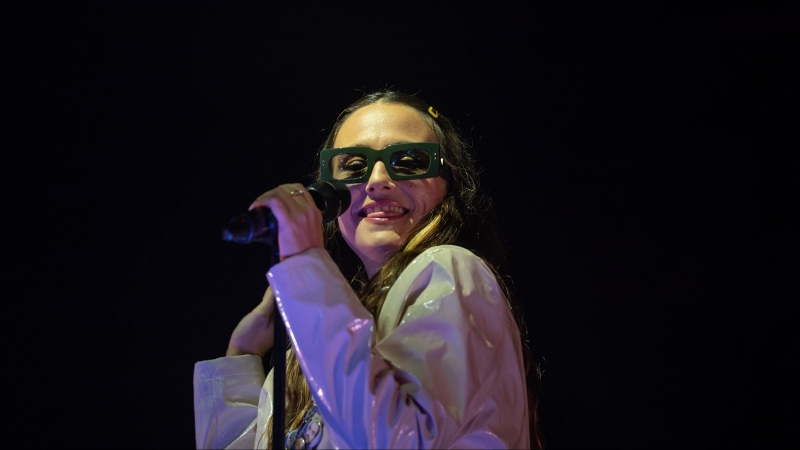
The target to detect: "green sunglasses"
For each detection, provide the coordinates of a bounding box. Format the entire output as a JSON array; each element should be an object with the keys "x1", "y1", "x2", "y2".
[{"x1": 319, "y1": 142, "x2": 442, "y2": 183}]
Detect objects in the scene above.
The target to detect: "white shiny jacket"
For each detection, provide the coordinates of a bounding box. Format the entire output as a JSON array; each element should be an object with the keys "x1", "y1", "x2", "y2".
[{"x1": 194, "y1": 245, "x2": 530, "y2": 449}]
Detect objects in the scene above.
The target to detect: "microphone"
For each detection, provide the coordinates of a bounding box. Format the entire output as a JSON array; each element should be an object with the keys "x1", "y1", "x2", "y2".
[{"x1": 222, "y1": 180, "x2": 351, "y2": 244}]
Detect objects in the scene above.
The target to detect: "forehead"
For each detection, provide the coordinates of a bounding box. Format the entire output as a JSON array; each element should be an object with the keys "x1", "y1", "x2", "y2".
[{"x1": 333, "y1": 103, "x2": 437, "y2": 149}]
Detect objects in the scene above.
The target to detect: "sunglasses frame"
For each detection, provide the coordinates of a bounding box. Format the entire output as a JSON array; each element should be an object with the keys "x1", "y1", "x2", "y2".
[{"x1": 319, "y1": 142, "x2": 441, "y2": 183}]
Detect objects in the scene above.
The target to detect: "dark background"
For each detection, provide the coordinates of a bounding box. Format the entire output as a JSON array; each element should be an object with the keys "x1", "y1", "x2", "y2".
[{"x1": 19, "y1": 1, "x2": 797, "y2": 448}]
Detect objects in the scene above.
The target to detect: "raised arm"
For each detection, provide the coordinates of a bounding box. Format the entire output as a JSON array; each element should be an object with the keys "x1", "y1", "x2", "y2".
[{"x1": 193, "y1": 286, "x2": 276, "y2": 449}]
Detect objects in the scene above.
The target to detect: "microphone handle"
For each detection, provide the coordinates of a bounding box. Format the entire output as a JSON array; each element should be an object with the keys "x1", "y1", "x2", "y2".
[
  {"x1": 221, "y1": 207, "x2": 276, "y2": 244},
  {"x1": 221, "y1": 181, "x2": 350, "y2": 244}
]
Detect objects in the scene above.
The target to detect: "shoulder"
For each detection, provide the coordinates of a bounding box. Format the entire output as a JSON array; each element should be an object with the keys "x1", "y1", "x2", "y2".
[
  {"x1": 401, "y1": 245, "x2": 499, "y2": 292},
  {"x1": 378, "y1": 245, "x2": 510, "y2": 336},
  {"x1": 407, "y1": 245, "x2": 492, "y2": 274},
  {"x1": 416, "y1": 244, "x2": 484, "y2": 261}
]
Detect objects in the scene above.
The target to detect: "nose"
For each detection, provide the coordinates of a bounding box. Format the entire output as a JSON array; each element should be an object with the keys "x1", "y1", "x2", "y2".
[{"x1": 365, "y1": 160, "x2": 393, "y2": 192}]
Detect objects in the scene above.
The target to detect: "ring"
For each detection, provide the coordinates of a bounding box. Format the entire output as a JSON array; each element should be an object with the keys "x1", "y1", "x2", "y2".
[{"x1": 289, "y1": 189, "x2": 305, "y2": 196}]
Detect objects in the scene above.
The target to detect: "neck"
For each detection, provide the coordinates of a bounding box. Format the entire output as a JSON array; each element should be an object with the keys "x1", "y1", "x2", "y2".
[{"x1": 356, "y1": 247, "x2": 395, "y2": 279}]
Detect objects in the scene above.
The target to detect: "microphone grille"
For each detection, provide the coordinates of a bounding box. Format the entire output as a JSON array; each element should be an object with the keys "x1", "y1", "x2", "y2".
[{"x1": 307, "y1": 181, "x2": 351, "y2": 222}]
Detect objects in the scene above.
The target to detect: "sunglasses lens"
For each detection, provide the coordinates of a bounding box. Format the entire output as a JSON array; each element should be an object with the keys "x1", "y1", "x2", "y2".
[
  {"x1": 326, "y1": 147, "x2": 434, "y2": 181},
  {"x1": 390, "y1": 148, "x2": 431, "y2": 176},
  {"x1": 329, "y1": 153, "x2": 368, "y2": 181}
]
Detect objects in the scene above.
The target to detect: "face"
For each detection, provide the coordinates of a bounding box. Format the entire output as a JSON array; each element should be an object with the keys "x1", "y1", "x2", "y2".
[{"x1": 333, "y1": 103, "x2": 447, "y2": 275}]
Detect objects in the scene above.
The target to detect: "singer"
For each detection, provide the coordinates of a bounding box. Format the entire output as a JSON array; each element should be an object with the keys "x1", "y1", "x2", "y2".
[{"x1": 194, "y1": 90, "x2": 541, "y2": 449}]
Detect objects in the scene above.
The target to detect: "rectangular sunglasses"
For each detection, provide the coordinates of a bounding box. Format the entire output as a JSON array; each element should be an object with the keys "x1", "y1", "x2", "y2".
[{"x1": 319, "y1": 142, "x2": 441, "y2": 183}]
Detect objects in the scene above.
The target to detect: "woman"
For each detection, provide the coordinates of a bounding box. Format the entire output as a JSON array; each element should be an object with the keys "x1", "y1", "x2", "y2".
[{"x1": 194, "y1": 91, "x2": 541, "y2": 449}]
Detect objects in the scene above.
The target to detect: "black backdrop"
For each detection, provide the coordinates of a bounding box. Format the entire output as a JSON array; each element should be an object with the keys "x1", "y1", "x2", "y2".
[{"x1": 19, "y1": 2, "x2": 797, "y2": 448}]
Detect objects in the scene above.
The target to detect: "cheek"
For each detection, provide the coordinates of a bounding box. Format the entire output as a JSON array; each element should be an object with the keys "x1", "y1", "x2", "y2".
[
  {"x1": 337, "y1": 212, "x2": 361, "y2": 250},
  {"x1": 415, "y1": 178, "x2": 447, "y2": 214},
  {"x1": 344, "y1": 185, "x2": 360, "y2": 215},
  {"x1": 337, "y1": 216, "x2": 352, "y2": 239},
  {"x1": 432, "y1": 178, "x2": 447, "y2": 204},
  {"x1": 337, "y1": 186, "x2": 360, "y2": 237}
]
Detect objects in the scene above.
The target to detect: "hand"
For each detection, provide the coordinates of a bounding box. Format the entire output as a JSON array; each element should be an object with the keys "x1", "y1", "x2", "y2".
[
  {"x1": 248, "y1": 183, "x2": 324, "y2": 261},
  {"x1": 226, "y1": 286, "x2": 276, "y2": 357}
]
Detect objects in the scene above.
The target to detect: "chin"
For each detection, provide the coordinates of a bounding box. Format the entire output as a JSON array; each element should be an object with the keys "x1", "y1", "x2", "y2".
[
  {"x1": 359, "y1": 237, "x2": 403, "y2": 253},
  {"x1": 354, "y1": 234, "x2": 405, "y2": 259},
  {"x1": 339, "y1": 217, "x2": 412, "y2": 266}
]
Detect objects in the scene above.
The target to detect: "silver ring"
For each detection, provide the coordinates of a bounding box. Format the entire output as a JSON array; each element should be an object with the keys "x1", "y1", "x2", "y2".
[{"x1": 289, "y1": 189, "x2": 305, "y2": 196}]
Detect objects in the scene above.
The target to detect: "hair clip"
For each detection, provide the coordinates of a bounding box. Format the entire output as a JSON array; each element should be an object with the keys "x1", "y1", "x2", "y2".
[{"x1": 428, "y1": 106, "x2": 439, "y2": 118}]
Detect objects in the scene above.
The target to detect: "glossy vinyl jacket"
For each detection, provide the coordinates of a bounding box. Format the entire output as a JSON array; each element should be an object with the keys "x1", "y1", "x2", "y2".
[{"x1": 194, "y1": 245, "x2": 530, "y2": 449}]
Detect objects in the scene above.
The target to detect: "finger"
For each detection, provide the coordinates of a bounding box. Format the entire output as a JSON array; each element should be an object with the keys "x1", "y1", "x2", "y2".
[
  {"x1": 272, "y1": 184, "x2": 322, "y2": 228},
  {"x1": 261, "y1": 286, "x2": 275, "y2": 310},
  {"x1": 247, "y1": 186, "x2": 300, "y2": 231},
  {"x1": 248, "y1": 187, "x2": 281, "y2": 211},
  {"x1": 253, "y1": 288, "x2": 275, "y2": 319},
  {"x1": 253, "y1": 301, "x2": 274, "y2": 319},
  {"x1": 262, "y1": 285, "x2": 274, "y2": 303},
  {"x1": 247, "y1": 183, "x2": 324, "y2": 259},
  {"x1": 249, "y1": 182, "x2": 299, "y2": 205},
  {"x1": 250, "y1": 184, "x2": 311, "y2": 218},
  {"x1": 277, "y1": 183, "x2": 316, "y2": 212}
]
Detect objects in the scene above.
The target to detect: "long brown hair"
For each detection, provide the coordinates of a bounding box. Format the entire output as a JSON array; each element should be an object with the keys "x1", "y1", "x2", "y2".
[{"x1": 265, "y1": 90, "x2": 544, "y2": 449}]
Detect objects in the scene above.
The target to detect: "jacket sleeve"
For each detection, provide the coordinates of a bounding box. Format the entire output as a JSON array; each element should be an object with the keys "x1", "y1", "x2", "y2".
[
  {"x1": 268, "y1": 245, "x2": 529, "y2": 449},
  {"x1": 193, "y1": 354, "x2": 265, "y2": 449}
]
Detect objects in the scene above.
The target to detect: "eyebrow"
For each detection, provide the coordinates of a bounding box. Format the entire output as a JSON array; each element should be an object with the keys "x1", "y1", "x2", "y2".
[{"x1": 345, "y1": 140, "x2": 416, "y2": 149}]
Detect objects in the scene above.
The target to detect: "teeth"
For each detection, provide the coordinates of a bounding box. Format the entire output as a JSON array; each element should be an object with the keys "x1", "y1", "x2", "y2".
[{"x1": 363, "y1": 205, "x2": 405, "y2": 215}]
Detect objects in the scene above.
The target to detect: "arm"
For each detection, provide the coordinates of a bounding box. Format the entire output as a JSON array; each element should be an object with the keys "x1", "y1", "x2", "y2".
[
  {"x1": 192, "y1": 182, "x2": 323, "y2": 449},
  {"x1": 194, "y1": 287, "x2": 276, "y2": 449},
  {"x1": 193, "y1": 354, "x2": 264, "y2": 449},
  {"x1": 269, "y1": 245, "x2": 529, "y2": 449}
]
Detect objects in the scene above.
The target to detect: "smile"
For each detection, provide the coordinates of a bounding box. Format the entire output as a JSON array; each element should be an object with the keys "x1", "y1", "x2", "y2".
[{"x1": 358, "y1": 205, "x2": 408, "y2": 218}]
